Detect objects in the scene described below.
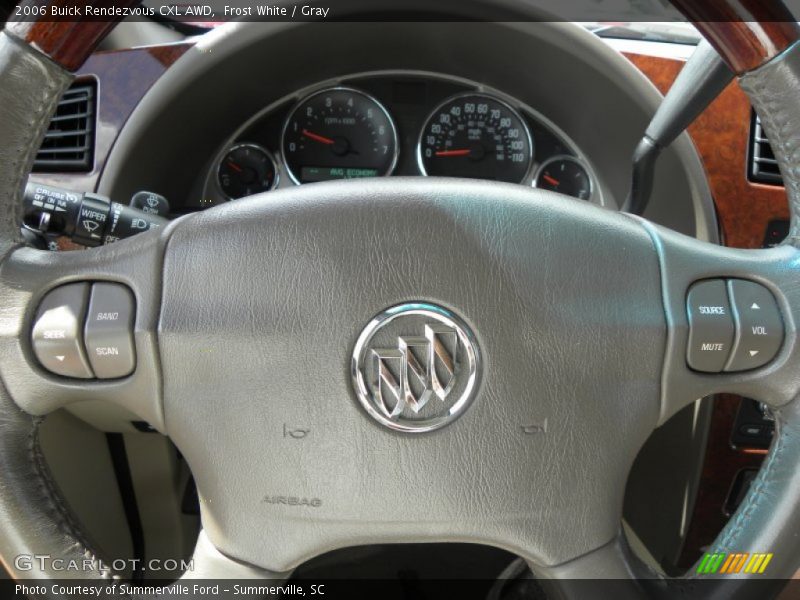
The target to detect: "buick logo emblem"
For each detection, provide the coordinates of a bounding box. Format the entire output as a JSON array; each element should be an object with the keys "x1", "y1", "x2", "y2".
[{"x1": 352, "y1": 304, "x2": 480, "y2": 432}]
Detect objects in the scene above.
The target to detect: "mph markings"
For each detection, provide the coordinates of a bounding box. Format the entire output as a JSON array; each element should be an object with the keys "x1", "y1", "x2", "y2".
[{"x1": 419, "y1": 94, "x2": 532, "y2": 183}]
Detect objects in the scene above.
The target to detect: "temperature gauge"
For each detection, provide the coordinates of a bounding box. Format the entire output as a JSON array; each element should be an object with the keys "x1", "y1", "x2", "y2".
[{"x1": 534, "y1": 156, "x2": 592, "y2": 201}]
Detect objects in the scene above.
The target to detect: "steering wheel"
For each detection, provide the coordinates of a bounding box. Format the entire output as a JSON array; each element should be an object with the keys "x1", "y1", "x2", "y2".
[{"x1": 2, "y1": 1, "x2": 800, "y2": 598}]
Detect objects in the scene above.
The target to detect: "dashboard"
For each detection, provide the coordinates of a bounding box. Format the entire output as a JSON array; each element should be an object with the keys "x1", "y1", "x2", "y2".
[
  {"x1": 93, "y1": 22, "x2": 713, "y2": 241},
  {"x1": 199, "y1": 73, "x2": 601, "y2": 211}
]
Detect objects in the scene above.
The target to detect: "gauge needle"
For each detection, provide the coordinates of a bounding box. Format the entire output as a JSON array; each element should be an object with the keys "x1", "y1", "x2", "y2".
[
  {"x1": 435, "y1": 149, "x2": 471, "y2": 157},
  {"x1": 227, "y1": 161, "x2": 243, "y2": 173},
  {"x1": 302, "y1": 129, "x2": 335, "y2": 145},
  {"x1": 543, "y1": 174, "x2": 560, "y2": 186}
]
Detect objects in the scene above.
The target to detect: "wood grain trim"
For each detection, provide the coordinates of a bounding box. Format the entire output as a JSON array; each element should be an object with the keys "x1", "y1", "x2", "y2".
[
  {"x1": 5, "y1": 0, "x2": 140, "y2": 72},
  {"x1": 624, "y1": 51, "x2": 789, "y2": 249},
  {"x1": 36, "y1": 42, "x2": 193, "y2": 252},
  {"x1": 677, "y1": 395, "x2": 766, "y2": 567},
  {"x1": 30, "y1": 42, "x2": 193, "y2": 198},
  {"x1": 670, "y1": 0, "x2": 800, "y2": 74}
]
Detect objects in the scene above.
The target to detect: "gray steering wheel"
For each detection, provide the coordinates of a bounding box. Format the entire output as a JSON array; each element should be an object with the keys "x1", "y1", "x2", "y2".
[{"x1": 1, "y1": 2, "x2": 800, "y2": 598}]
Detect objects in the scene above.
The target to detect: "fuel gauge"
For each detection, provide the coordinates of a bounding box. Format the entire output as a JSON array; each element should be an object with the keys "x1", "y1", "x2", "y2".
[
  {"x1": 534, "y1": 156, "x2": 592, "y2": 201},
  {"x1": 217, "y1": 143, "x2": 278, "y2": 200}
]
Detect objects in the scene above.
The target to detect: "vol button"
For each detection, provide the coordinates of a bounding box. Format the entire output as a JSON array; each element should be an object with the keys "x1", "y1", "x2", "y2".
[{"x1": 725, "y1": 280, "x2": 784, "y2": 371}]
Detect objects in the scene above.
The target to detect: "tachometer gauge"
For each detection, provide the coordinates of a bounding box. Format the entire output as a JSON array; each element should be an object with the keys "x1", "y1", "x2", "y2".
[
  {"x1": 417, "y1": 93, "x2": 533, "y2": 183},
  {"x1": 534, "y1": 156, "x2": 593, "y2": 201},
  {"x1": 217, "y1": 143, "x2": 278, "y2": 200},
  {"x1": 282, "y1": 87, "x2": 399, "y2": 184}
]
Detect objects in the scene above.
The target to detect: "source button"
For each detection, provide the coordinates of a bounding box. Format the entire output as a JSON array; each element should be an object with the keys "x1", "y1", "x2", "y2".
[{"x1": 687, "y1": 279, "x2": 735, "y2": 373}]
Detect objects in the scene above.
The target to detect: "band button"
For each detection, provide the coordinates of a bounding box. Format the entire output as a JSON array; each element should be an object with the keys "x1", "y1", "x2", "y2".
[{"x1": 83, "y1": 283, "x2": 136, "y2": 379}]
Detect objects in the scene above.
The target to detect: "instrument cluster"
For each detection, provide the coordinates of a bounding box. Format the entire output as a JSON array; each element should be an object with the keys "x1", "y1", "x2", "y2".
[{"x1": 199, "y1": 74, "x2": 600, "y2": 210}]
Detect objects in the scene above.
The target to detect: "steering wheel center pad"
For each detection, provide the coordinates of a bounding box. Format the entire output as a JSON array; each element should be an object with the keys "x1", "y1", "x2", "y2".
[{"x1": 159, "y1": 177, "x2": 665, "y2": 569}]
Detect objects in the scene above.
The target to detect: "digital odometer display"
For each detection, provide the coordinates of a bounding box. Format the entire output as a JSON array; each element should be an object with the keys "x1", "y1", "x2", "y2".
[
  {"x1": 418, "y1": 93, "x2": 533, "y2": 183},
  {"x1": 300, "y1": 167, "x2": 379, "y2": 182},
  {"x1": 282, "y1": 87, "x2": 398, "y2": 184}
]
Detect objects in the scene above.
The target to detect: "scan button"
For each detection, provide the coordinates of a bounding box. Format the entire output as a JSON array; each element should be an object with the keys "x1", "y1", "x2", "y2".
[{"x1": 84, "y1": 283, "x2": 136, "y2": 379}]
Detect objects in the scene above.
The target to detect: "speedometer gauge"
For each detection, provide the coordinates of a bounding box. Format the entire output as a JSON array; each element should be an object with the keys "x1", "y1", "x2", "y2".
[
  {"x1": 417, "y1": 93, "x2": 533, "y2": 183},
  {"x1": 282, "y1": 87, "x2": 399, "y2": 184}
]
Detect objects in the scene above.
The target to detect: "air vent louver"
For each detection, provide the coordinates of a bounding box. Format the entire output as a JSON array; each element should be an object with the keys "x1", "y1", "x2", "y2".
[
  {"x1": 33, "y1": 81, "x2": 96, "y2": 173},
  {"x1": 748, "y1": 113, "x2": 783, "y2": 186}
]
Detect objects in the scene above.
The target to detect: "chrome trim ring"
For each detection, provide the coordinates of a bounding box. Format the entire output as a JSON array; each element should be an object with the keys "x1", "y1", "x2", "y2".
[
  {"x1": 216, "y1": 142, "x2": 280, "y2": 200},
  {"x1": 280, "y1": 86, "x2": 400, "y2": 186},
  {"x1": 416, "y1": 91, "x2": 534, "y2": 183},
  {"x1": 352, "y1": 303, "x2": 480, "y2": 434},
  {"x1": 532, "y1": 154, "x2": 594, "y2": 202}
]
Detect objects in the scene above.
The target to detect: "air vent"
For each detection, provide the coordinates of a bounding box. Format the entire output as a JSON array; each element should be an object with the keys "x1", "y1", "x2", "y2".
[
  {"x1": 748, "y1": 112, "x2": 783, "y2": 186},
  {"x1": 33, "y1": 80, "x2": 96, "y2": 173}
]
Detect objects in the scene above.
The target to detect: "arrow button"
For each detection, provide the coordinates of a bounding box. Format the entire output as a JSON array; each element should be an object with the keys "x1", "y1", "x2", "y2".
[
  {"x1": 31, "y1": 283, "x2": 94, "y2": 379},
  {"x1": 725, "y1": 280, "x2": 784, "y2": 372}
]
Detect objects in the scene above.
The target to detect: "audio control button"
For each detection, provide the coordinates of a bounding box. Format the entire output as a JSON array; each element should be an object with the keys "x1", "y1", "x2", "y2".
[
  {"x1": 725, "y1": 280, "x2": 783, "y2": 371},
  {"x1": 686, "y1": 280, "x2": 735, "y2": 373}
]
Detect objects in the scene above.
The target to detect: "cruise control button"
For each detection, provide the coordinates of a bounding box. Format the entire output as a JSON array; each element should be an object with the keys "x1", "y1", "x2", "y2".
[
  {"x1": 686, "y1": 279, "x2": 735, "y2": 372},
  {"x1": 84, "y1": 283, "x2": 136, "y2": 379},
  {"x1": 31, "y1": 283, "x2": 94, "y2": 378},
  {"x1": 725, "y1": 279, "x2": 783, "y2": 371}
]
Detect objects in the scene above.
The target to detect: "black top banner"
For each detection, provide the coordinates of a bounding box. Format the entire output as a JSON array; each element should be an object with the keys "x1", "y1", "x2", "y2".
[{"x1": 5, "y1": 0, "x2": 800, "y2": 23}]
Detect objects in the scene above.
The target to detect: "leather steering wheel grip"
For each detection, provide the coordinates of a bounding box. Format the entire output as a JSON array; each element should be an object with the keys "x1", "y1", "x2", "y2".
[
  {"x1": 0, "y1": 29, "x2": 109, "y2": 581},
  {"x1": 0, "y1": 32, "x2": 70, "y2": 259},
  {"x1": 2, "y1": 0, "x2": 800, "y2": 594}
]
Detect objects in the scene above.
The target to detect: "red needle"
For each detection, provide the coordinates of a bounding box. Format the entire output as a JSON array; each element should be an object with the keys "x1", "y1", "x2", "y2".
[
  {"x1": 435, "y1": 149, "x2": 471, "y2": 157},
  {"x1": 543, "y1": 174, "x2": 560, "y2": 187},
  {"x1": 227, "y1": 161, "x2": 243, "y2": 173},
  {"x1": 302, "y1": 129, "x2": 335, "y2": 145}
]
